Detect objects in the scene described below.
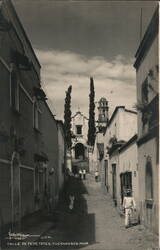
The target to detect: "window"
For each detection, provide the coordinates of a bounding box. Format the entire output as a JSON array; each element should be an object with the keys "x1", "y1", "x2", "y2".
[
  {"x1": 125, "y1": 172, "x2": 132, "y2": 190},
  {"x1": 10, "y1": 71, "x2": 20, "y2": 112},
  {"x1": 33, "y1": 101, "x2": 40, "y2": 131},
  {"x1": 76, "y1": 125, "x2": 82, "y2": 135},
  {"x1": 121, "y1": 172, "x2": 132, "y2": 190}
]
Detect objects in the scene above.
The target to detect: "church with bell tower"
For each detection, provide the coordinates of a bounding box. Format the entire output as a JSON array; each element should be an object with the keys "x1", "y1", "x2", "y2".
[{"x1": 70, "y1": 97, "x2": 109, "y2": 173}]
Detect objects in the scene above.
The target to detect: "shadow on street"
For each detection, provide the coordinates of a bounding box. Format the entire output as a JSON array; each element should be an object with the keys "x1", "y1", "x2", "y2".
[
  {"x1": 37, "y1": 178, "x2": 96, "y2": 249},
  {"x1": 3, "y1": 177, "x2": 96, "y2": 249}
]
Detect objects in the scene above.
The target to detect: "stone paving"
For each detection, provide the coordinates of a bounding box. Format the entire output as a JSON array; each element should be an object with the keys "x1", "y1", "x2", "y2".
[
  {"x1": 80, "y1": 174, "x2": 159, "y2": 250},
  {"x1": 3, "y1": 173, "x2": 159, "y2": 250}
]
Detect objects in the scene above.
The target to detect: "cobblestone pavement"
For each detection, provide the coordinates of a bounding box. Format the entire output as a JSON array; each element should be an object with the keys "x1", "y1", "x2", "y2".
[
  {"x1": 79, "y1": 174, "x2": 159, "y2": 250},
  {"x1": 4, "y1": 173, "x2": 159, "y2": 250}
]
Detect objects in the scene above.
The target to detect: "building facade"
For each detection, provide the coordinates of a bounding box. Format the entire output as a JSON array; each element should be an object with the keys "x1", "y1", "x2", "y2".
[
  {"x1": 119, "y1": 135, "x2": 139, "y2": 210},
  {"x1": 134, "y1": 6, "x2": 159, "y2": 234},
  {"x1": 102, "y1": 107, "x2": 137, "y2": 207},
  {"x1": 0, "y1": 0, "x2": 62, "y2": 233},
  {"x1": 40, "y1": 103, "x2": 59, "y2": 209},
  {"x1": 71, "y1": 110, "x2": 89, "y2": 173}
]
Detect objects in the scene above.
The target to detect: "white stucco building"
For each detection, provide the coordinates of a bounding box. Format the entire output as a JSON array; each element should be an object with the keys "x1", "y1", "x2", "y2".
[
  {"x1": 71, "y1": 110, "x2": 89, "y2": 172},
  {"x1": 102, "y1": 106, "x2": 137, "y2": 206},
  {"x1": 134, "y1": 6, "x2": 159, "y2": 234},
  {"x1": 119, "y1": 135, "x2": 139, "y2": 209}
]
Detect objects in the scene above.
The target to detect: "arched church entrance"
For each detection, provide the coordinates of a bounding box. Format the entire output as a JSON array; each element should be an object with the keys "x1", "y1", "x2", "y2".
[{"x1": 75, "y1": 143, "x2": 85, "y2": 160}]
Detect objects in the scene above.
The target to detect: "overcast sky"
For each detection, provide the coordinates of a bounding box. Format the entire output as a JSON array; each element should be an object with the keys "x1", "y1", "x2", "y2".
[{"x1": 13, "y1": 0, "x2": 157, "y2": 120}]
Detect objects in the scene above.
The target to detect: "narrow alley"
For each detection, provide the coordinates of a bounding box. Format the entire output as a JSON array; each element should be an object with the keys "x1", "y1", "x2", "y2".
[
  {"x1": 5, "y1": 173, "x2": 158, "y2": 250},
  {"x1": 0, "y1": 2, "x2": 159, "y2": 250}
]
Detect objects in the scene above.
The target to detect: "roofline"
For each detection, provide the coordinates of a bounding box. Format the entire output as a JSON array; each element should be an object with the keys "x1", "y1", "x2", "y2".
[
  {"x1": 44, "y1": 101, "x2": 57, "y2": 123},
  {"x1": 125, "y1": 109, "x2": 137, "y2": 115},
  {"x1": 134, "y1": 5, "x2": 159, "y2": 69},
  {"x1": 8, "y1": 0, "x2": 41, "y2": 69},
  {"x1": 119, "y1": 134, "x2": 138, "y2": 153},
  {"x1": 104, "y1": 106, "x2": 137, "y2": 136},
  {"x1": 56, "y1": 120, "x2": 65, "y2": 135},
  {"x1": 72, "y1": 111, "x2": 88, "y2": 120},
  {"x1": 107, "y1": 106, "x2": 125, "y2": 127}
]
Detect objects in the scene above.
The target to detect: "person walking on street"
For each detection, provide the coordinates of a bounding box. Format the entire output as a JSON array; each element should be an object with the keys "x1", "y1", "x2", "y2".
[
  {"x1": 79, "y1": 169, "x2": 82, "y2": 180},
  {"x1": 95, "y1": 170, "x2": 99, "y2": 182},
  {"x1": 82, "y1": 169, "x2": 86, "y2": 180},
  {"x1": 67, "y1": 171, "x2": 78, "y2": 212},
  {"x1": 122, "y1": 189, "x2": 136, "y2": 228}
]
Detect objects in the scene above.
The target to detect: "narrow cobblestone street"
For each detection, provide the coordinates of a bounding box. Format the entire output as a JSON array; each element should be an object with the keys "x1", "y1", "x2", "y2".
[
  {"x1": 0, "y1": 2, "x2": 159, "y2": 250},
  {"x1": 13, "y1": 173, "x2": 158, "y2": 250}
]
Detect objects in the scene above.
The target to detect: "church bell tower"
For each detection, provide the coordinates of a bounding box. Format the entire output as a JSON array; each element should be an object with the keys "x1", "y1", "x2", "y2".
[{"x1": 97, "y1": 97, "x2": 109, "y2": 133}]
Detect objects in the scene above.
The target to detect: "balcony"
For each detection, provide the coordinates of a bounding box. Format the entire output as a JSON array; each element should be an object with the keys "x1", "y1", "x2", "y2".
[
  {"x1": 11, "y1": 50, "x2": 31, "y2": 70},
  {"x1": 33, "y1": 87, "x2": 47, "y2": 101},
  {"x1": 107, "y1": 136, "x2": 126, "y2": 156}
]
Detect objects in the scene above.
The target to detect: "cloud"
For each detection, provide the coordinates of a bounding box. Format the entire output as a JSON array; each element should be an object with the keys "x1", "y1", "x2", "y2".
[{"x1": 36, "y1": 49, "x2": 136, "y2": 120}]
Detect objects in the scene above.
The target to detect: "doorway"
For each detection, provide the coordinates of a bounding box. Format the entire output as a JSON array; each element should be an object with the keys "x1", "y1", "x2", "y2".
[
  {"x1": 75, "y1": 143, "x2": 85, "y2": 160},
  {"x1": 145, "y1": 160, "x2": 153, "y2": 227},
  {"x1": 112, "y1": 164, "x2": 117, "y2": 205},
  {"x1": 104, "y1": 160, "x2": 108, "y2": 191},
  {"x1": 120, "y1": 171, "x2": 132, "y2": 204}
]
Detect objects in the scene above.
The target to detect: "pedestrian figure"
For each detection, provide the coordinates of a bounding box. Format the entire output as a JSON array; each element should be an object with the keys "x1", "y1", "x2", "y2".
[
  {"x1": 95, "y1": 170, "x2": 99, "y2": 182},
  {"x1": 69, "y1": 195, "x2": 75, "y2": 210},
  {"x1": 67, "y1": 172, "x2": 75, "y2": 211},
  {"x1": 122, "y1": 189, "x2": 136, "y2": 228},
  {"x1": 67, "y1": 171, "x2": 79, "y2": 212},
  {"x1": 82, "y1": 169, "x2": 86, "y2": 180},
  {"x1": 79, "y1": 169, "x2": 82, "y2": 180}
]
